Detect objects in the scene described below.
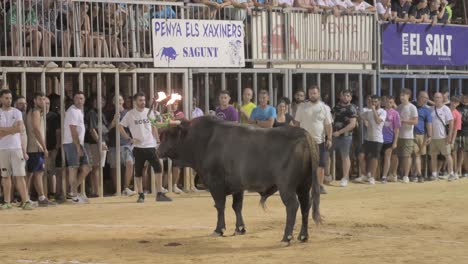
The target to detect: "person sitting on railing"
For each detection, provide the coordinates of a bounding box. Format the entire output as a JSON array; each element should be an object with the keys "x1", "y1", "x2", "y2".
[
  {"x1": 333, "y1": 0, "x2": 356, "y2": 15},
  {"x1": 377, "y1": 0, "x2": 397, "y2": 21},
  {"x1": 317, "y1": 0, "x2": 342, "y2": 17},
  {"x1": 36, "y1": 0, "x2": 59, "y2": 68},
  {"x1": 408, "y1": 0, "x2": 429, "y2": 23},
  {"x1": 392, "y1": 0, "x2": 411, "y2": 22},
  {"x1": 352, "y1": 0, "x2": 376, "y2": 11},
  {"x1": 6, "y1": 0, "x2": 43, "y2": 67},
  {"x1": 277, "y1": 0, "x2": 294, "y2": 8},
  {"x1": 228, "y1": 0, "x2": 253, "y2": 20},
  {"x1": 294, "y1": 0, "x2": 320, "y2": 12},
  {"x1": 428, "y1": 0, "x2": 449, "y2": 24},
  {"x1": 193, "y1": 0, "x2": 232, "y2": 19},
  {"x1": 251, "y1": 0, "x2": 273, "y2": 9},
  {"x1": 104, "y1": 4, "x2": 133, "y2": 69}
]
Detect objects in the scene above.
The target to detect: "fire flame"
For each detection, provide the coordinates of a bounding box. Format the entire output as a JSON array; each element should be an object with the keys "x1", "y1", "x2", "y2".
[
  {"x1": 156, "y1": 91, "x2": 167, "y2": 102},
  {"x1": 166, "y1": 93, "x2": 182, "y2": 106}
]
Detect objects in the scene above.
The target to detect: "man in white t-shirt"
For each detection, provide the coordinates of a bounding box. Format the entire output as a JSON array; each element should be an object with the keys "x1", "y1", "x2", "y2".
[
  {"x1": 395, "y1": 88, "x2": 418, "y2": 183},
  {"x1": 376, "y1": 0, "x2": 395, "y2": 21},
  {"x1": 333, "y1": 0, "x2": 355, "y2": 14},
  {"x1": 353, "y1": 0, "x2": 375, "y2": 11},
  {"x1": 120, "y1": 92, "x2": 172, "y2": 203},
  {"x1": 63, "y1": 91, "x2": 91, "y2": 203},
  {"x1": 359, "y1": 95, "x2": 387, "y2": 185},
  {"x1": 430, "y1": 92, "x2": 455, "y2": 181},
  {"x1": 0, "y1": 89, "x2": 33, "y2": 210},
  {"x1": 295, "y1": 85, "x2": 332, "y2": 194}
]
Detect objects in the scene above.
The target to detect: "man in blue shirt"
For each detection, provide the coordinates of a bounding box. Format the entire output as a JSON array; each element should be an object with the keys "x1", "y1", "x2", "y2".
[
  {"x1": 413, "y1": 91, "x2": 433, "y2": 181},
  {"x1": 248, "y1": 90, "x2": 276, "y2": 128}
]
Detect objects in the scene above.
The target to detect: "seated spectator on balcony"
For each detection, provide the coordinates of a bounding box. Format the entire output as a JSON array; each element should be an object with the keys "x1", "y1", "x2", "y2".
[
  {"x1": 317, "y1": 0, "x2": 339, "y2": 15},
  {"x1": 228, "y1": 0, "x2": 253, "y2": 20},
  {"x1": 151, "y1": 3, "x2": 177, "y2": 19},
  {"x1": 428, "y1": 0, "x2": 449, "y2": 24},
  {"x1": 36, "y1": 0, "x2": 59, "y2": 68},
  {"x1": 251, "y1": 0, "x2": 273, "y2": 9},
  {"x1": 194, "y1": 0, "x2": 232, "y2": 19},
  {"x1": 333, "y1": 0, "x2": 355, "y2": 15},
  {"x1": 392, "y1": 0, "x2": 411, "y2": 22},
  {"x1": 409, "y1": 0, "x2": 429, "y2": 23},
  {"x1": 377, "y1": 0, "x2": 397, "y2": 21},
  {"x1": 54, "y1": 0, "x2": 72, "y2": 68},
  {"x1": 294, "y1": 0, "x2": 320, "y2": 12},
  {"x1": 352, "y1": 0, "x2": 376, "y2": 11},
  {"x1": 7, "y1": 0, "x2": 42, "y2": 67},
  {"x1": 278, "y1": 0, "x2": 294, "y2": 8},
  {"x1": 104, "y1": 4, "x2": 129, "y2": 69}
]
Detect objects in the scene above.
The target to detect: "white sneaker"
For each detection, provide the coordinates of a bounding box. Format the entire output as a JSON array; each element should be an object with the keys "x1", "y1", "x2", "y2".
[
  {"x1": 173, "y1": 185, "x2": 183, "y2": 194},
  {"x1": 448, "y1": 174, "x2": 458, "y2": 182},
  {"x1": 354, "y1": 175, "x2": 368, "y2": 183},
  {"x1": 124, "y1": 188, "x2": 137, "y2": 196},
  {"x1": 191, "y1": 187, "x2": 202, "y2": 192},
  {"x1": 340, "y1": 178, "x2": 348, "y2": 187},
  {"x1": 402, "y1": 176, "x2": 410, "y2": 183},
  {"x1": 368, "y1": 177, "x2": 375, "y2": 185},
  {"x1": 161, "y1": 187, "x2": 169, "y2": 194}
]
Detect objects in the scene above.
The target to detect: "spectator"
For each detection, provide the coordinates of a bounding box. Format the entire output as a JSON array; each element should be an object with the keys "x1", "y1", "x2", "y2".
[
  {"x1": 45, "y1": 94, "x2": 63, "y2": 202},
  {"x1": 252, "y1": 0, "x2": 273, "y2": 8},
  {"x1": 359, "y1": 95, "x2": 386, "y2": 185},
  {"x1": 237, "y1": 87, "x2": 256, "y2": 124},
  {"x1": 380, "y1": 96, "x2": 401, "y2": 183},
  {"x1": 294, "y1": 0, "x2": 320, "y2": 12},
  {"x1": 317, "y1": 0, "x2": 339, "y2": 16},
  {"x1": 355, "y1": 96, "x2": 372, "y2": 184},
  {"x1": 430, "y1": 92, "x2": 455, "y2": 181},
  {"x1": 278, "y1": 0, "x2": 294, "y2": 7},
  {"x1": 333, "y1": 0, "x2": 355, "y2": 14},
  {"x1": 14, "y1": 96, "x2": 27, "y2": 119},
  {"x1": 330, "y1": 90, "x2": 357, "y2": 187},
  {"x1": 291, "y1": 90, "x2": 305, "y2": 118},
  {"x1": 449, "y1": 96, "x2": 461, "y2": 177},
  {"x1": 119, "y1": 92, "x2": 171, "y2": 203},
  {"x1": 0, "y1": 89, "x2": 33, "y2": 210},
  {"x1": 395, "y1": 88, "x2": 418, "y2": 183},
  {"x1": 170, "y1": 101, "x2": 186, "y2": 194},
  {"x1": 392, "y1": 0, "x2": 411, "y2": 22},
  {"x1": 456, "y1": 93, "x2": 468, "y2": 178},
  {"x1": 192, "y1": 98, "x2": 204, "y2": 119},
  {"x1": 248, "y1": 90, "x2": 277, "y2": 128},
  {"x1": 215, "y1": 90, "x2": 239, "y2": 122},
  {"x1": 25, "y1": 92, "x2": 55, "y2": 206},
  {"x1": 194, "y1": 0, "x2": 232, "y2": 19},
  {"x1": 444, "y1": 0, "x2": 453, "y2": 23},
  {"x1": 273, "y1": 97, "x2": 294, "y2": 127},
  {"x1": 409, "y1": 0, "x2": 430, "y2": 23},
  {"x1": 412, "y1": 91, "x2": 432, "y2": 182},
  {"x1": 295, "y1": 86, "x2": 332, "y2": 193},
  {"x1": 229, "y1": 0, "x2": 253, "y2": 21},
  {"x1": 84, "y1": 96, "x2": 109, "y2": 198},
  {"x1": 107, "y1": 94, "x2": 136, "y2": 196},
  {"x1": 6, "y1": 0, "x2": 42, "y2": 66},
  {"x1": 352, "y1": 0, "x2": 376, "y2": 11},
  {"x1": 428, "y1": 0, "x2": 449, "y2": 24},
  {"x1": 377, "y1": 0, "x2": 397, "y2": 21},
  {"x1": 63, "y1": 91, "x2": 91, "y2": 203},
  {"x1": 36, "y1": 0, "x2": 59, "y2": 68}
]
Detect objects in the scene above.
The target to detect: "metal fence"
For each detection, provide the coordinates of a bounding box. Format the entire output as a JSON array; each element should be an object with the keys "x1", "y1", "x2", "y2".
[{"x1": 0, "y1": 1, "x2": 377, "y2": 66}]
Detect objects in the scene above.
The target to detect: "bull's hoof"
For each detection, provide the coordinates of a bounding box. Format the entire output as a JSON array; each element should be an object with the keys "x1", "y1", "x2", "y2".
[
  {"x1": 210, "y1": 231, "x2": 223, "y2": 237},
  {"x1": 234, "y1": 226, "x2": 246, "y2": 236},
  {"x1": 298, "y1": 235, "x2": 309, "y2": 243}
]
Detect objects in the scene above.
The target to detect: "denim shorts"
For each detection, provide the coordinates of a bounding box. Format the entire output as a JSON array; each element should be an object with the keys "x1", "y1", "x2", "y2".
[
  {"x1": 331, "y1": 136, "x2": 353, "y2": 157},
  {"x1": 107, "y1": 145, "x2": 134, "y2": 168},
  {"x1": 27, "y1": 152, "x2": 45, "y2": 173},
  {"x1": 63, "y1": 143, "x2": 89, "y2": 168}
]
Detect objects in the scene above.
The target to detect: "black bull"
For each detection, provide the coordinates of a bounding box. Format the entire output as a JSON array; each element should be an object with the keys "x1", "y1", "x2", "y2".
[{"x1": 158, "y1": 116, "x2": 322, "y2": 245}]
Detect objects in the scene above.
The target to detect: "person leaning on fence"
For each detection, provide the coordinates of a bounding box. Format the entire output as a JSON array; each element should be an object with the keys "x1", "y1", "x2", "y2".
[
  {"x1": 392, "y1": 0, "x2": 411, "y2": 22},
  {"x1": 411, "y1": 91, "x2": 432, "y2": 182},
  {"x1": 428, "y1": 0, "x2": 449, "y2": 24},
  {"x1": 0, "y1": 89, "x2": 34, "y2": 210},
  {"x1": 380, "y1": 96, "x2": 401, "y2": 183},
  {"x1": 317, "y1": 0, "x2": 340, "y2": 17},
  {"x1": 377, "y1": 0, "x2": 397, "y2": 21},
  {"x1": 294, "y1": 0, "x2": 320, "y2": 12},
  {"x1": 449, "y1": 96, "x2": 462, "y2": 178},
  {"x1": 333, "y1": 0, "x2": 355, "y2": 15},
  {"x1": 248, "y1": 90, "x2": 277, "y2": 128},
  {"x1": 430, "y1": 92, "x2": 456, "y2": 181},
  {"x1": 352, "y1": 0, "x2": 375, "y2": 11},
  {"x1": 409, "y1": 0, "x2": 430, "y2": 23},
  {"x1": 194, "y1": 0, "x2": 232, "y2": 19}
]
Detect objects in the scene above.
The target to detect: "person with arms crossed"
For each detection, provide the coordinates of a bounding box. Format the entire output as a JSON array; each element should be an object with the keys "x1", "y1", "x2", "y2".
[{"x1": 248, "y1": 90, "x2": 276, "y2": 128}]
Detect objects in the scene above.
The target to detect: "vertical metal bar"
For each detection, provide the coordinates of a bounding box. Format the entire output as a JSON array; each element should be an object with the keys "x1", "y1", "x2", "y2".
[
  {"x1": 188, "y1": 69, "x2": 194, "y2": 119},
  {"x1": 221, "y1": 72, "x2": 226, "y2": 91},
  {"x1": 318, "y1": 73, "x2": 321, "y2": 93},
  {"x1": 183, "y1": 70, "x2": 190, "y2": 192},
  {"x1": 41, "y1": 71, "x2": 48, "y2": 195},
  {"x1": 97, "y1": 72, "x2": 103, "y2": 197},
  {"x1": 331, "y1": 72, "x2": 336, "y2": 182},
  {"x1": 60, "y1": 72, "x2": 66, "y2": 198},
  {"x1": 447, "y1": 78, "x2": 451, "y2": 96},
  {"x1": 149, "y1": 73, "x2": 155, "y2": 195},
  {"x1": 21, "y1": 71, "x2": 26, "y2": 96},
  {"x1": 204, "y1": 73, "x2": 209, "y2": 114},
  {"x1": 115, "y1": 72, "x2": 121, "y2": 196},
  {"x1": 133, "y1": 72, "x2": 138, "y2": 93},
  {"x1": 330, "y1": 73, "x2": 335, "y2": 102},
  {"x1": 79, "y1": 72, "x2": 84, "y2": 92},
  {"x1": 413, "y1": 78, "x2": 417, "y2": 101},
  {"x1": 166, "y1": 73, "x2": 172, "y2": 94},
  {"x1": 253, "y1": 73, "x2": 258, "y2": 105},
  {"x1": 302, "y1": 72, "x2": 307, "y2": 92},
  {"x1": 436, "y1": 78, "x2": 440, "y2": 92},
  {"x1": 459, "y1": 79, "x2": 463, "y2": 95},
  {"x1": 237, "y1": 72, "x2": 242, "y2": 109},
  {"x1": 390, "y1": 78, "x2": 394, "y2": 96},
  {"x1": 268, "y1": 73, "x2": 273, "y2": 105},
  {"x1": 401, "y1": 78, "x2": 405, "y2": 90}
]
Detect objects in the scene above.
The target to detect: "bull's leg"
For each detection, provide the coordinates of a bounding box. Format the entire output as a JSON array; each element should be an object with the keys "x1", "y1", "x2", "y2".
[
  {"x1": 297, "y1": 187, "x2": 311, "y2": 242},
  {"x1": 232, "y1": 192, "x2": 246, "y2": 235},
  {"x1": 210, "y1": 191, "x2": 227, "y2": 236},
  {"x1": 279, "y1": 191, "x2": 300, "y2": 246}
]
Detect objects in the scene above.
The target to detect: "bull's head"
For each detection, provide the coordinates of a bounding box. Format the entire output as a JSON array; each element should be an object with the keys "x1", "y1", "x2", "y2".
[{"x1": 157, "y1": 120, "x2": 191, "y2": 160}]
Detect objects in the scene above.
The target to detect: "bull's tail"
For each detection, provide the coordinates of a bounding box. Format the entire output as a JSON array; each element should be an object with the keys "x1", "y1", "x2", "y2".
[
  {"x1": 259, "y1": 186, "x2": 278, "y2": 211},
  {"x1": 305, "y1": 133, "x2": 322, "y2": 225},
  {"x1": 155, "y1": 47, "x2": 164, "y2": 59}
]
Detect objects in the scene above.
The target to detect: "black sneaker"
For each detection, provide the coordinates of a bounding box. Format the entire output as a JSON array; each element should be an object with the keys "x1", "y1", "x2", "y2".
[
  {"x1": 38, "y1": 198, "x2": 57, "y2": 207},
  {"x1": 410, "y1": 176, "x2": 418, "y2": 183},
  {"x1": 156, "y1": 192, "x2": 173, "y2": 202},
  {"x1": 320, "y1": 185, "x2": 327, "y2": 195},
  {"x1": 137, "y1": 193, "x2": 145, "y2": 203},
  {"x1": 381, "y1": 177, "x2": 387, "y2": 184},
  {"x1": 417, "y1": 176, "x2": 425, "y2": 183}
]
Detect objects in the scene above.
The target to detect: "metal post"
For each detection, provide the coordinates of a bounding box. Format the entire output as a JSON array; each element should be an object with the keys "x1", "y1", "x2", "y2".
[
  {"x1": 183, "y1": 71, "x2": 190, "y2": 192},
  {"x1": 79, "y1": 72, "x2": 85, "y2": 194},
  {"x1": 459, "y1": 79, "x2": 463, "y2": 95},
  {"x1": 115, "y1": 72, "x2": 121, "y2": 196},
  {"x1": 425, "y1": 78, "x2": 429, "y2": 92},
  {"x1": 21, "y1": 71, "x2": 26, "y2": 96},
  {"x1": 188, "y1": 69, "x2": 194, "y2": 119},
  {"x1": 253, "y1": 73, "x2": 258, "y2": 104},
  {"x1": 149, "y1": 73, "x2": 155, "y2": 195},
  {"x1": 436, "y1": 78, "x2": 440, "y2": 92},
  {"x1": 204, "y1": 73, "x2": 209, "y2": 114},
  {"x1": 268, "y1": 73, "x2": 273, "y2": 105},
  {"x1": 41, "y1": 71, "x2": 48, "y2": 196},
  {"x1": 318, "y1": 73, "x2": 322, "y2": 91},
  {"x1": 97, "y1": 72, "x2": 103, "y2": 197},
  {"x1": 166, "y1": 73, "x2": 172, "y2": 94},
  {"x1": 331, "y1": 73, "x2": 336, "y2": 181},
  {"x1": 60, "y1": 72, "x2": 66, "y2": 198},
  {"x1": 413, "y1": 78, "x2": 417, "y2": 101},
  {"x1": 221, "y1": 72, "x2": 226, "y2": 91},
  {"x1": 302, "y1": 72, "x2": 307, "y2": 92},
  {"x1": 237, "y1": 72, "x2": 242, "y2": 107},
  {"x1": 133, "y1": 72, "x2": 138, "y2": 93}
]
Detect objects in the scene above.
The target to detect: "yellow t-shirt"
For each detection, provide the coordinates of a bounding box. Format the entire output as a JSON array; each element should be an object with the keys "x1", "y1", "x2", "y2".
[{"x1": 240, "y1": 102, "x2": 256, "y2": 123}]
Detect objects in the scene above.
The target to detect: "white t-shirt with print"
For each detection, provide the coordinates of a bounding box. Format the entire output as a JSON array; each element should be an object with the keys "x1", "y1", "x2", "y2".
[
  {"x1": 431, "y1": 105, "x2": 453, "y2": 139},
  {"x1": 397, "y1": 103, "x2": 418, "y2": 139},
  {"x1": 376, "y1": 2, "x2": 391, "y2": 14},
  {"x1": 333, "y1": 0, "x2": 354, "y2": 8},
  {"x1": 361, "y1": 108, "x2": 387, "y2": 143},
  {"x1": 120, "y1": 108, "x2": 157, "y2": 148},
  {"x1": 354, "y1": 1, "x2": 371, "y2": 10},
  {"x1": 63, "y1": 105, "x2": 85, "y2": 145},
  {"x1": 0, "y1": 108, "x2": 23, "y2": 150},
  {"x1": 295, "y1": 101, "x2": 332, "y2": 144}
]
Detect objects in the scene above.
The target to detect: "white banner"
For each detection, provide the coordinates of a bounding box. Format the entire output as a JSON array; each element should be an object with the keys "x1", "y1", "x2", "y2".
[{"x1": 152, "y1": 19, "x2": 245, "y2": 68}]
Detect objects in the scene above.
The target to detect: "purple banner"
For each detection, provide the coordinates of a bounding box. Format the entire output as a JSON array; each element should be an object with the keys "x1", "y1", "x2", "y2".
[{"x1": 382, "y1": 23, "x2": 468, "y2": 66}]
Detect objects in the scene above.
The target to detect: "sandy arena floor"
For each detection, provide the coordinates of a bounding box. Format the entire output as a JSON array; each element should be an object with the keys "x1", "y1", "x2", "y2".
[{"x1": 1, "y1": 179, "x2": 467, "y2": 264}]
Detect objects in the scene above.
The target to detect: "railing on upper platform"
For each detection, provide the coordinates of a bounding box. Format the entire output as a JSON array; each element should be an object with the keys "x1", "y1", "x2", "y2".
[{"x1": 0, "y1": 0, "x2": 378, "y2": 67}]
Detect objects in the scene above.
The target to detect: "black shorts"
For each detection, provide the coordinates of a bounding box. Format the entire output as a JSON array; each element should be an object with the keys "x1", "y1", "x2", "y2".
[
  {"x1": 133, "y1": 147, "x2": 162, "y2": 177},
  {"x1": 27, "y1": 152, "x2": 45, "y2": 173},
  {"x1": 381, "y1": 142, "x2": 394, "y2": 155},
  {"x1": 364, "y1": 141, "x2": 383, "y2": 159},
  {"x1": 318, "y1": 143, "x2": 328, "y2": 168}
]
